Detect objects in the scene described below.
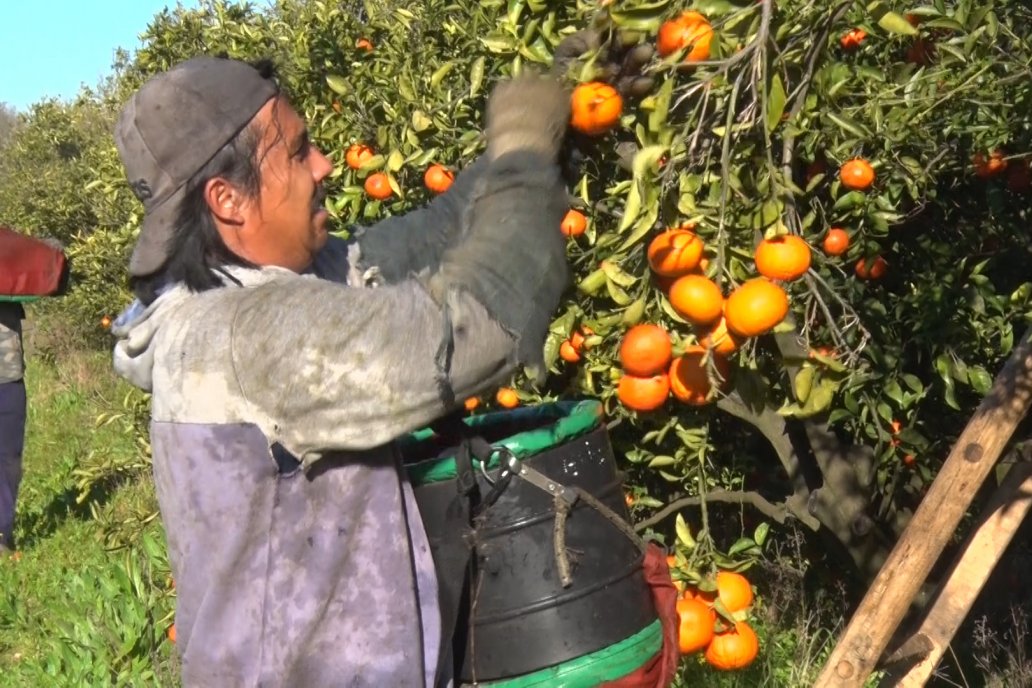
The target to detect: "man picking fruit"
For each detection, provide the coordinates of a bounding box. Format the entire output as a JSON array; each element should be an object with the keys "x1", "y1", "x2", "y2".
[{"x1": 110, "y1": 56, "x2": 570, "y2": 687}]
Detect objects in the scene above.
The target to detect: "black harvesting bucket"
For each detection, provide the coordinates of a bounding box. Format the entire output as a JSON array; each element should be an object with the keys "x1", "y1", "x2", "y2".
[{"x1": 400, "y1": 400, "x2": 658, "y2": 682}]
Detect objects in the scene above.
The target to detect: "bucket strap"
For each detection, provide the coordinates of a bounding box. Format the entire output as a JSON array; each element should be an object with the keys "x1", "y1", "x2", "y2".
[{"x1": 496, "y1": 454, "x2": 648, "y2": 588}]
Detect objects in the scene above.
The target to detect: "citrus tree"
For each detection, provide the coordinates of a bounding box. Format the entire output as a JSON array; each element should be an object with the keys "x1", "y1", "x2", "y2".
[{"x1": 5, "y1": 0, "x2": 1032, "y2": 680}]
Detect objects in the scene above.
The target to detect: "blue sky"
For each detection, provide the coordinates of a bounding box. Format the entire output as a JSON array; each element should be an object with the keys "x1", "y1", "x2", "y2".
[{"x1": 0, "y1": 1, "x2": 201, "y2": 111}]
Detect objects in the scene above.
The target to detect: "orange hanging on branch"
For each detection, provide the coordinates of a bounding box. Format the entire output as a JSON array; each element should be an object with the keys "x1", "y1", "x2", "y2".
[{"x1": 570, "y1": 82, "x2": 623, "y2": 136}]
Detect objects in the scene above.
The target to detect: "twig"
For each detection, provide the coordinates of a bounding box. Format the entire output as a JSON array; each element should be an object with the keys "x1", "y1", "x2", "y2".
[{"x1": 634, "y1": 488, "x2": 805, "y2": 532}]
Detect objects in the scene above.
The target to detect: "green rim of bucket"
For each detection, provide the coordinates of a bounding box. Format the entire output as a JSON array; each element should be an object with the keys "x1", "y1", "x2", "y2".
[
  {"x1": 0, "y1": 296, "x2": 39, "y2": 303},
  {"x1": 474, "y1": 619, "x2": 663, "y2": 687},
  {"x1": 402, "y1": 400, "x2": 603, "y2": 487}
]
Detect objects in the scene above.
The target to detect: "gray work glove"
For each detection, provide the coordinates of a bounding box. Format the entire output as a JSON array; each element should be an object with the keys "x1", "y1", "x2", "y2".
[
  {"x1": 553, "y1": 28, "x2": 656, "y2": 100},
  {"x1": 430, "y1": 75, "x2": 572, "y2": 379},
  {"x1": 486, "y1": 73, "x2": 571, "y2": 162}
]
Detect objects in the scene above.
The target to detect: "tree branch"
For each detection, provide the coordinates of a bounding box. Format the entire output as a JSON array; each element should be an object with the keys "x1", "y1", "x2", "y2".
[{"x1": 634, "y1": 488, "x2": 819, "y2": 532}]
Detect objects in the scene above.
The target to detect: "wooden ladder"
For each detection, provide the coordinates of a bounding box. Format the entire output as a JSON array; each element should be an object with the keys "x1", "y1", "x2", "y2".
[{"x1": 814, "y1": 329, "x2": 1032, "y2": 687}]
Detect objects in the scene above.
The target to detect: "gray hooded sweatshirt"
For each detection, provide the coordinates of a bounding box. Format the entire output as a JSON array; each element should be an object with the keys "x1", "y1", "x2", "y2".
[
  {"x1": 111, "y1": 145, "x2": 568, "y2": 688},
  {"x1": 111, "y1": 240, "x2": 521, "y2": 687}
]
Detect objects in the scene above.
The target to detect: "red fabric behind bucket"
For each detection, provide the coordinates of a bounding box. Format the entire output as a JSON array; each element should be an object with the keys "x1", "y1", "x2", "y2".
[
  {"x1": 599, "y1": 543, "x2": 680, "y2": 688},
  {"x1": 0, "y1": 227, "x2": 67, "y2": 297}
]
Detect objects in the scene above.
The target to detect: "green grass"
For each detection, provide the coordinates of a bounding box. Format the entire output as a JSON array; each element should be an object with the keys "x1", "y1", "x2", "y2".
[{"x1": 0, "y1": 350, "x2": 177, "y2": 687}]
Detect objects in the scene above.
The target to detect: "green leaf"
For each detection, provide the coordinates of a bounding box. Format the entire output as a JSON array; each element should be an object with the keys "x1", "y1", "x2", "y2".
[
  {"x1": 470, "y1": 57, "x2": 486, "y2": 97},
  {"x1": 826, "y1": 112, "x2": 872, "y2": 139},
  {"x1": 884, "y1": 378, "x2": 904, "y2": 406},
  {"x1": 618, "y1": 183, "x2": 643, "y2": 232},
  {"x1": 878, "y1": 11, "x2": 919, "y2": 35},
  {"x1": 793, "y1": 366, "x2": 815, "y2": 403},
  {"x1": 622, "y1": 296, "x2": 647, "y2": 325},
  {"x1": 325, "y1": 74, "x2": 349, "y2": 96},
  {"x1": 766, "y1": 73, "x2": 786, "y2": 134},
  {"x1": 648, "y1": 77, "x2": 674, "y2": 133},
  {"x1": 430, "y1": 61, "x2": 455, "y2": 90},
  {"x1": 754, "y1": 522, "x2": 769, "y2": 547},
  {"x1": 411, "y1": 110, "x2": 434, "y2": 133},
  {"x1": 648, "y1": 454, "x2": 677, "y2": 468},
  {"x1": 968, "y1": 366, "x2": 993, "y2": 395},
  {"x1": 676, "y1": 512, "x2": 696, "y2": 549},
  {"x1": 386, "y1": 149, "x2": 405, "y2": 172},
  {"x1": 728, "y1": 537, "x2": 757, "y2": 556},
  {"x1": 606, "y1": 277, "x2": 634, "y2": 306},
  {"x1": 600, "y1": 260, "x2": 638, "y2": 288},
  {"x1": 609, "y1": 0, "x2": 671, "y2": 31},
  {"x1": 617, "y1": 205, "x2": 659, "y2": 252}
]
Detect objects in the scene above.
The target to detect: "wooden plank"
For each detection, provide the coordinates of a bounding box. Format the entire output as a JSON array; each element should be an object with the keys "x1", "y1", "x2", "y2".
[
  {"x1": 814, "y1": 329, "x2": 1032, "y2": 687},
  {"x1": 887, "y1": 459, "x2": 1032, "y2": 686}
]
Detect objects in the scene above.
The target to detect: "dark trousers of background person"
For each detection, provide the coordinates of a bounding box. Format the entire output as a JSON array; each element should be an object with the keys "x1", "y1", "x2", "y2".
[{"x1": 0, "y1": 379, "x2": 26, "y2": 551}]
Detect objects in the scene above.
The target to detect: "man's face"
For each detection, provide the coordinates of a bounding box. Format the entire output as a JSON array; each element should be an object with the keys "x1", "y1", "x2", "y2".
[{"x1": 234, "y1": 97, "x2": 334, "y2": 272}]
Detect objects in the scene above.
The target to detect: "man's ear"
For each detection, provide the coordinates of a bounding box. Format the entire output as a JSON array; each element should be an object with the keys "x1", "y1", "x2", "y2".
[{"x1": 204, "y1": 177, "x2": 247, "y2": 225}]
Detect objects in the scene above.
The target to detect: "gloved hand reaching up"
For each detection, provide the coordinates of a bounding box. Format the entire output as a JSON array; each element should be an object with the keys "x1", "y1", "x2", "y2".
[{"x1": 429, "y1": 74, "x2": 571, "y2": 380}]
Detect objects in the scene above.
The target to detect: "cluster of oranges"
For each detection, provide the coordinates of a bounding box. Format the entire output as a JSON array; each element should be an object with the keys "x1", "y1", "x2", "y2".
[
  {"x1": 669, "y1": 558, "x2": 760, "y2": 671},
  {"x1": 970, "y1": 147, "x2": 1031, "y2": 193},
  {"x1": 560, "y1": 325, "x2": 595, "y2": 364},
  {"x1": 345, "y1": 142, "x2": 454, "y2": 201},
  {"x1": 807, "y1": 157, "x2": 886, "y2": 280},
  {"x1": 464, "y1": 387, "x2": 521, "y2": 413},
  {"x1": 611, "y1": 217, "x2": 817, "y2": 412}
]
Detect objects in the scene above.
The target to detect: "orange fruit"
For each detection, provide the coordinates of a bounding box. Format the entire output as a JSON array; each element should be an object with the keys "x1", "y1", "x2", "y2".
[
  {"x1": 364, "y1": 172, "x2": 393, "y2": 200},
  {"x1": 617, "y1": 373, "x2": 670, "y2": 412},
  {"x1": 620, "y1": 324, "x2": 673, "y2": 377},
  {"x1": 822, "y1": 228, "x2": 850, "y2": 256},
  {"x1": 496, "y1": 387, "x2": 519, "y2": 409},
  {"x1": 754, "y1": 235, "x2": 811, "y2": 282},
  {"x1": 810, "y1": 346, "x2": 836, "y2": 359},
  {"x1": 559, "y1": 340, "x2": 581, "y2": 363},
  {"x1": 715, "y1": 571, "x2": 754, "y2": 612},
  {"x1": 424, "y1": 164, "x2": 454, "y2": 194},
  {"x1": 331, "y1": 101, "x2": 343, "y2": 114},
  {"x1": 676, "y1": 596, "x2": 716, "y2": 655},
  {"x1": 657, "y1": 11, "x2": 714, "y2": 62},
  {"x1": 705, "y1": 621, "x2": 759, "y2": 670},
  {"x1": 724, "y1": 278, "x2": 789, "y2": 338},
  {"x1": 973, "y1": 150, "x2": 1007, "y2": 178},
  {"x1": 698, "y1": 315, "x2": 741, "y2": 355},
  {"x1": 669, "y1": 274, "x2": 723, "y2": 326},
  {"x1": 356, "y1": 37, "x2": 374, "y2": 52},
  {"x1": 569, "y1": 325, "x2": 594, "y2": 353},
  {"x1": 647, "y1": 228, "x2": 704, "y2": 277},
  {"x1": 168, "y1": 624, "x2": 177, "y2": 644},
  {"x1": 570, "y1": 82, "x2": 623, "y2": 136},
  {"x1": 669, "y1": 347, "x2": 730, "y2": 405},
  {"x1": 840, "y1": 159, "x2": 875, "y2": 191},
  {"x1": 855, "y1": 256, "x2": 888, "y2": 280},
  {"x1": 840, "y1": 28, "x2": 866, "y2": 50},
  {"x1": 561, "y1": 209, "x2": 588, "y2": 237},
  {"x1": 100, "y1": 315, "x2": 112, "y2": 329},
  {"x1": 345, "y1": 143, "x2": 374, "y2": 170},
  {"x1": 464, "y1": 397, "x2": 480, "y2": 412}
]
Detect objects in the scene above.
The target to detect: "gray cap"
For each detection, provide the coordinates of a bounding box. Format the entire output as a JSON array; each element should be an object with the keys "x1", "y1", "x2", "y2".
[{"x1": 115, "y1": 56, "x2": 278, "y2": 277}]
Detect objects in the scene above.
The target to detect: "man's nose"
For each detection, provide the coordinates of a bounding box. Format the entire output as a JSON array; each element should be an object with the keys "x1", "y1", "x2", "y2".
[{"x1": 311, "y1": 147, "x2": 333, "y2": 182}]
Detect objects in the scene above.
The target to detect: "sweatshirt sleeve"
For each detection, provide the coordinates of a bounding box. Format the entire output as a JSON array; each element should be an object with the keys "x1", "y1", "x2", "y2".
[
  {"x1": 228, "y1": 276, "x2": 516, "y2": 461},
  {"x1": 350, "y1": 156, "x2": 488, "y2": 283}
]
